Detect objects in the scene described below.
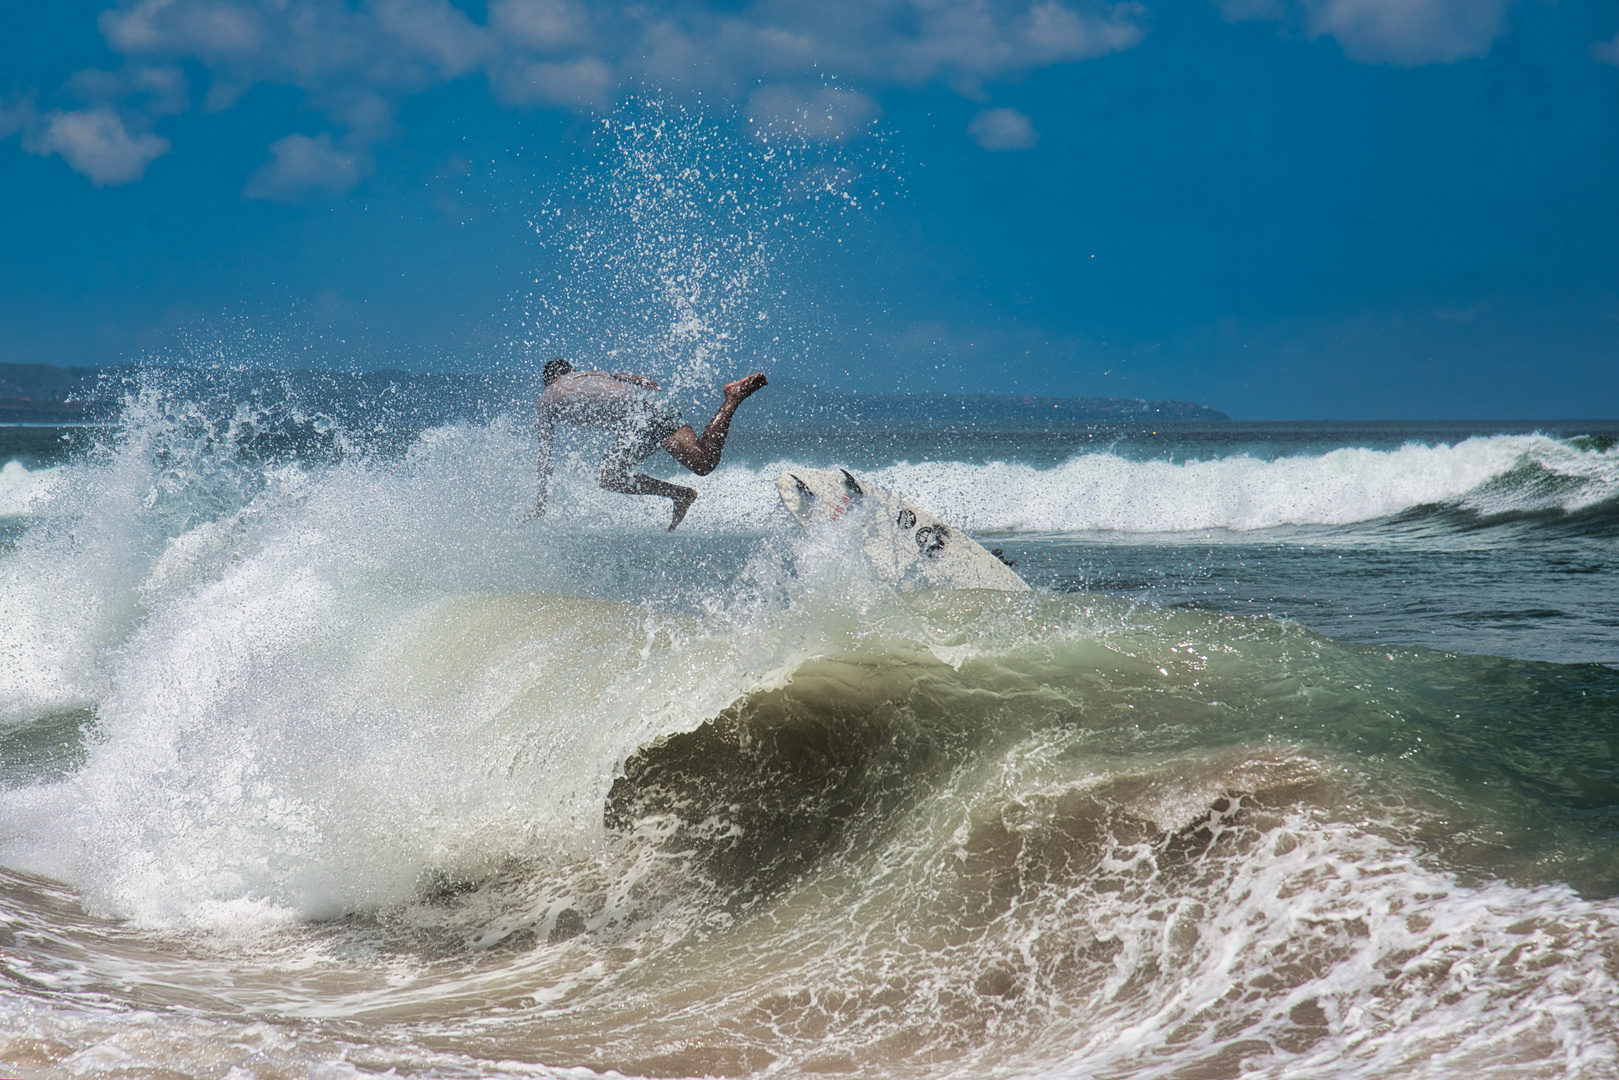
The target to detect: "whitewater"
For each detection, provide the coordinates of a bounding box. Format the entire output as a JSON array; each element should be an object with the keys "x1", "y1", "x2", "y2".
[
  {"x1": 654, "y1": 431, "x2": 1619, "y2": 534},
  {"x1": 1, "y1": 380, "x2": 1617, "y2": 1079}
]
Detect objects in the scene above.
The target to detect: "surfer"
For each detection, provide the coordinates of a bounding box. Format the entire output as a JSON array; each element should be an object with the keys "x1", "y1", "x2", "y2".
[{"x1": 531, "y1": 358, "x2": 768, "y2": 531}]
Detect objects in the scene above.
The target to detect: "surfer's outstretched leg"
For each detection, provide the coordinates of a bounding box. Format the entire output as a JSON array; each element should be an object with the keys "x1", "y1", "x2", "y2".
[
  {"x1": 600, "y1": 464, "x2": 699, "y2": 531},
  {"x1": 662, "y1": 373, "x2": 768, "y2": 477}
]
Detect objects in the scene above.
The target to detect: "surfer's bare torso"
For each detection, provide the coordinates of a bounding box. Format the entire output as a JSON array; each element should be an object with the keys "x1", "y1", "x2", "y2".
[{"x1": 538, "y1": 372, "x2": 666, "y2": 428}]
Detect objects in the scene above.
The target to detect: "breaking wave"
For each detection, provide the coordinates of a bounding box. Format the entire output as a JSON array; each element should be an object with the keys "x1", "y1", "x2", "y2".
[
  {"x1": 2, "y1": 382, "x2": 1618, "y2": 1079},
  {"x1": 679, "y1": 433, "x2": 1619, "y2": 536}
]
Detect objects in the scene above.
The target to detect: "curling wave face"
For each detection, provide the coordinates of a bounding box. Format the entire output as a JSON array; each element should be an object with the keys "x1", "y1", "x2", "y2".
[
  {"x1": 2, "y1": 584, "x2": 1617, "y2": 1078},
  {"x1": 1, "y1": 388, "x2": 1618, "y2": 1078}
]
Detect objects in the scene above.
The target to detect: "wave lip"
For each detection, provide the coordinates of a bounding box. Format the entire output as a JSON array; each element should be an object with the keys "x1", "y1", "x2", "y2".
[{"x1": 1454, "y1": 435, "x2": 1619, "y2": 518}]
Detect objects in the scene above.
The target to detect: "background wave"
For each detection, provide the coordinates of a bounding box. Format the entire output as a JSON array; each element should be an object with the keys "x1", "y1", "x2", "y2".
[{"x1": 685, "y1": 433, "x2": 1619, "y2": 535}]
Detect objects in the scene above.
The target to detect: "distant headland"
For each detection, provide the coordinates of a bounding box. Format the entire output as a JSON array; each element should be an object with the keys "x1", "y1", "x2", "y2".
[
  {"x1": 0, "y1": 361, "x2": 1230, "y2": 425},
  {"x1": 0, "y1": 363, "x2": 112, "y2": 423}
]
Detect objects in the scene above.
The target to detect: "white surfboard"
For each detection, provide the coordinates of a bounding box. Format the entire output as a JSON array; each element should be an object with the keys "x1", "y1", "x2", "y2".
[{"x1": 775, "y1": 467, "x2": 1030, "y2": 592}]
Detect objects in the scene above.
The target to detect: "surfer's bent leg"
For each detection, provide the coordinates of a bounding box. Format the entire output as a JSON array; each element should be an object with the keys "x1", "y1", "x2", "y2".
[
  {"x1": 598, "y1": 396, "x2": 701, "y2": 530},
  {"x1": 662, "y1": 373, "x2": 768, "y2": 476},
  {"x1": 598, "y1": 461, "x2": 698, "y2": 532}
]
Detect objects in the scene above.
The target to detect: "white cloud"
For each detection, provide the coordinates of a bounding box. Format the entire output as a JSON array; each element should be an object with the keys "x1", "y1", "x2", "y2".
[
  {"x1": 0, "y1": 68, "x2": 180, "y2": 187},
  {"x1": 14, "y1": 0, "x2": 1147, "y2": 196},
  {"x1": 0, "y1": 95, "x2": 38, "y2": 139},
  {"x1": 68, "y1": 64, "x2": 190, "y2": 116},
  {"x1": 373, "y1": 0, "x2": 488, "y2": 79},
  {"x1": 968, "y1": 107, "x2": 1038, "y2": 150},
  {"x1": 488, "y1": 0, "x2": 590, "y2": 52},
  {"x1": 1022, "y1": 0, "x2": 1147, "y2": 64},
  {"x1": 490, "y1": 55, "x2": 614, "y2": 109},
  {"x1": 94, "y1": 0, "x2": 1147, "y2": 102},
  {"x1": 1305, "y1": 0, "x2": 1512, "y2": 64},
  {"x1": 746, "y1": 86, "x2": 881, "y2": 142},
  {"x1": 1220, "y1": 0, "x2": 1515, "y2": 65},
  {"x1": 1591, "y1": 33, "x2": 1619, "y2": 66},
  {"x1": 751, "y1": 0, "x2": 1148, "y2": 86},
  {"x1": 27, "y1": 107, "x2": 171, "y2": 186},
  {"x1": 242, "y1": 132, "x2": 364, "y2": 201},
  {"x1": 100, "y1": 0, "x2": 269, "y2": 63}
]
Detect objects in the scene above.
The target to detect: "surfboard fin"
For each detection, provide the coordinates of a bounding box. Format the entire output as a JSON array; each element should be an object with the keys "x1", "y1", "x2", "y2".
[
  {"x1": 839, "y1": 469, "x2": 864, "y2": 497},
  {"x1": 792, "y1": 474, "x2": 815, "y2": 499}
]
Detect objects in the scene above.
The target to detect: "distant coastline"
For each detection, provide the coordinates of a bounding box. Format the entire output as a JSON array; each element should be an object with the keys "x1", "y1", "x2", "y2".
[
  {"x1": 0, "y1": 363, "x2": 110, "y2": 423},
  {"x1": 0, "y1": 361, "x2": 1231, "y2": 426}
]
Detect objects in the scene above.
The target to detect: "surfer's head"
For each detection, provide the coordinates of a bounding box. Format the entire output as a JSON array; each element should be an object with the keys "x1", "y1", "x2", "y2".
[{"x1": 542, "y1": 358, "x2": 574, "y2": 386}]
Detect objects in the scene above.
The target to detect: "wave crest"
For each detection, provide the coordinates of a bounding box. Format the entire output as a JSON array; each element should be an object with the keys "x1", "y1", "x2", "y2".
[{"x1": 693, "y1": 434, "x2": 1619, "y2": 535}]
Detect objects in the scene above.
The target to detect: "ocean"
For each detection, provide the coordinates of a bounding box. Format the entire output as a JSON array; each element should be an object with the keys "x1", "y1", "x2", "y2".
[{"x1": 1, "y1": 374, "x2": 1617, "y2": 1079}]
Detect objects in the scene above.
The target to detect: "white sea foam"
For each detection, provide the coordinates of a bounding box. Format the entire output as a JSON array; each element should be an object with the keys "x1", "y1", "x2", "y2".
[
  {"x1": 0, "y1": 419, "x2": 1607, "y2": 741},
  {"x1": 0, "y1": 417, "x2": 856, "y2": 923},
  {"x1": 0, "y1": 459, "x2": 59, "y2": 518},
  {"x1": 2, "y1": 408, "x2": 1617, "y2": 1079},
  {"x1": 0, "y1": 414, "x2": 1614, "y2": 927},
  {"x1": 685, "y1": 433, "x2": 1619, "y2": 535},
  {"x1": 1017, "y1": 812, "x2": 1619, "y2": 1080}
]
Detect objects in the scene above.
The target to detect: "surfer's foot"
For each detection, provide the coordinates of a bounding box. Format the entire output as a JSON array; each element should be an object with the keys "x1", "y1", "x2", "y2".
[
  {"x1": 669, "y1": 487, "x2": 698, "y2": 531},
  {"x1": 723, "y1": 373, "x2": 768, "y2": 405}
]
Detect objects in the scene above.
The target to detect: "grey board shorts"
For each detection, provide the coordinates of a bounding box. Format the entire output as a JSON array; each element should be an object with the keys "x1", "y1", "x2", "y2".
[{"x1": 606, "y1": 392, "x2": 687, "y2": 470}]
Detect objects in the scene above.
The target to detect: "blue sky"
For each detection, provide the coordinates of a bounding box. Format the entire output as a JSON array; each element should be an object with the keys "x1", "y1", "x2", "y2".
[{"x1": 2, "y1": 0, "x2": 1618, "y2": 419}]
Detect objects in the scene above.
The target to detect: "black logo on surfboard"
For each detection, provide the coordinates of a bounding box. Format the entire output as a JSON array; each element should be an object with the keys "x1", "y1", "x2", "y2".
[{"x1": 915, "y1": 524, "x2": 948, "y2": 557}]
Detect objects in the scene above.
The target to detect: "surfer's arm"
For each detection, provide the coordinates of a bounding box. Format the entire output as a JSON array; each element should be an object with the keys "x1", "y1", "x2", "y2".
[
  {"x1": 532, "y1": 406, "x2": 557, "y2": 519},
  {"x1": 575, "y1": 370, "x2": 660, "y2": 391}
]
